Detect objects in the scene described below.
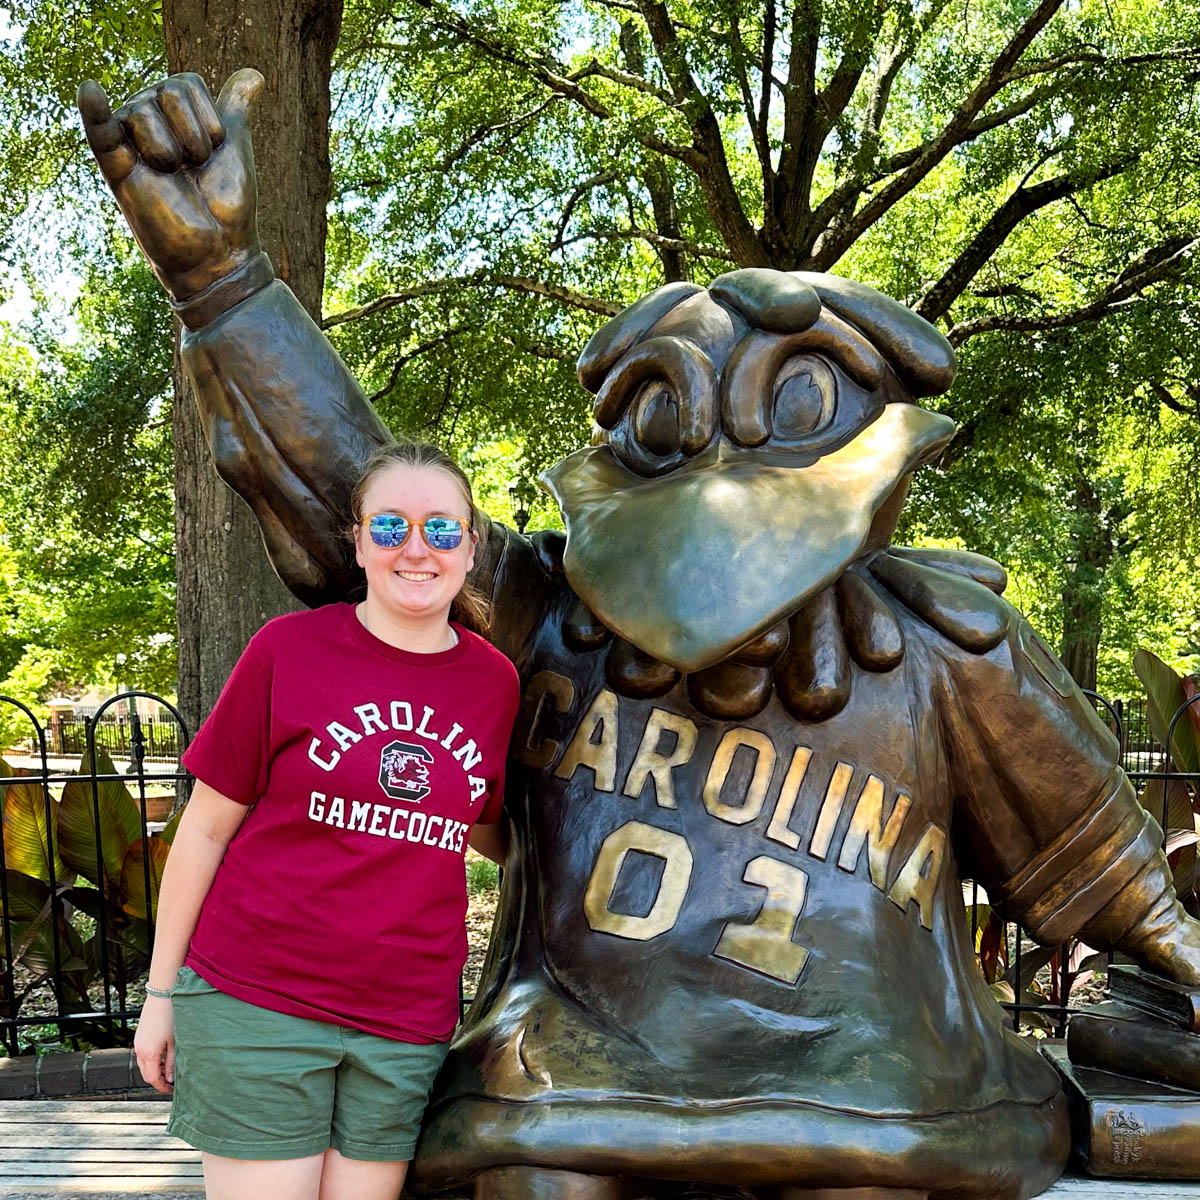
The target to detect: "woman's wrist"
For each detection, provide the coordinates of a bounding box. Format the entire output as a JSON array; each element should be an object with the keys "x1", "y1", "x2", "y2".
[{"x1": 146, "y1": 968, "x2": 181, "y2": 998}]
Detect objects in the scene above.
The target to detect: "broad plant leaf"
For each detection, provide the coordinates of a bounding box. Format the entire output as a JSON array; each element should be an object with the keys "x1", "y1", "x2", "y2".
[
  {"x1": 1185, "y1": 676, "x2": 1200, "y2": 747},
  {"x1": 0, "y1": 870, "x2": 56, "y2": 1022},
  {"x1": 0, "y1": 869, "x2": 54, "y2": 971},
  {"x1": 1134, "y1": 649, "x2": 1200, "y2": 774},
  {"x1": 978, "y1": 910, "x2": 1006, "y2": 985},
  {"x1": 1137, "y1": 778, "x2": 1197, "y2": 906},
  {"x1": 120, "y1": 836, "x2": 169, "y2": 921},
  {"x1": 64, "y1": 884, "x2": 106, "y2": 923},
  {"x1": 58, "y1": 747, "x2": 141, "y2": 890},
  {"x1": 0, "y1": 758, "x2": 69, "y2": 884},
  {"x1": 159, "y1": 804, "x2": 184, "y2": 846},
  {"x1": 5, "y1": 870, "x2": 93, "y2": 1009},
  {"x1": 0, "y1": 868, "x2": 52, "y2": 927},
  {"x1": 1002, "y1": 943, "x2": 1059, "y2": 994}
]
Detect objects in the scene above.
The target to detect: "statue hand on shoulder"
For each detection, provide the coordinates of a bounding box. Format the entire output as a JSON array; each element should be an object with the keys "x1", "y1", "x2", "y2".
[{"x1": 77, "y1": 69, "x2": 264, "y2": 302}]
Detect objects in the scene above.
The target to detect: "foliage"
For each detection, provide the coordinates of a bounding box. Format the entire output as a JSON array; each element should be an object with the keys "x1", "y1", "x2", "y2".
[
  {"x1": 0, "y1": 748, "x2": 171, "y2": 1049},
  {"x1": 322, "y1": 0, "x2": 1200, "y2": 691},
  {"x1": 0, "y1": 0, "x2": 1199, "y2": 700},
  {"x1": 1135, "y1": 648, "x2": 1200, "y2": 773},
  {"x1": 0, "y1": 246, "x2": 175, "y2": 717},
  {"x1": 970, "y1": 891, "x2": 1109, "y2": 1032},
  {"x1": 466, "y1": 852, "x2": 500, "y2": 896}
]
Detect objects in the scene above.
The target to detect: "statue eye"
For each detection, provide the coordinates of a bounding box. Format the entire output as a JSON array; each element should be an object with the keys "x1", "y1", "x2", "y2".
[
  {"x1": 772, "y1": 355, "x2": 836, "y2": 441},
  {"x1": 632, "y1": 381, "x2": 681, "y2": 456}
]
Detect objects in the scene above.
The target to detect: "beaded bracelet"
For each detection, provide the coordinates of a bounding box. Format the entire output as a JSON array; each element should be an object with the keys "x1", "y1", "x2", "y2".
[{"x1": 145, "y1": 984, "x2": 173, "y2": 999}]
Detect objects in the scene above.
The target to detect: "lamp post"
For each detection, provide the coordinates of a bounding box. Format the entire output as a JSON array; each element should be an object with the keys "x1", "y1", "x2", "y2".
[{"x1": 509, "y1": 478, "x2": 537, "y2": 534}]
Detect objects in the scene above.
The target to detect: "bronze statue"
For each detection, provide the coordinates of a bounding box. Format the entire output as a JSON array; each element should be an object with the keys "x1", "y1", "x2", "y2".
[{"x1": 80, "y1": 69, "x2": 1200, "y2": 1200}]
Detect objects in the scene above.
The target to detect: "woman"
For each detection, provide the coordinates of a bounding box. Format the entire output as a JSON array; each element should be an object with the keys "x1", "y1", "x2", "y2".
[{"x1": 134, "y1": 441, "x2": 521, "y2": 1200}]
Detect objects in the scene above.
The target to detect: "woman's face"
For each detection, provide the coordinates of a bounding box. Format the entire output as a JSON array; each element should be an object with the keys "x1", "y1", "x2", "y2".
[{"x1": 354, "y1": 463, "x2": 477, "y2": 626}]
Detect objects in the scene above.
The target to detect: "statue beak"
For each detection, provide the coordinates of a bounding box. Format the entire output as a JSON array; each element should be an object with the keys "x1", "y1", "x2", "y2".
[{"x1": 541, "y1": 403, "x2": 956, "y2": 673}]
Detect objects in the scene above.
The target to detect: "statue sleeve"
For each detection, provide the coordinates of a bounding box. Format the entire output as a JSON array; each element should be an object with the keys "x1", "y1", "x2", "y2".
[
  {"x1": 938, "y1": 614, "x2": 1173, "y2": 950},
  {"x1": 180, "y1": 280, "x2": 393, "y2": 608},
  {"x1": 470, "y1": 520, "x2": 558, "y2": 674}
]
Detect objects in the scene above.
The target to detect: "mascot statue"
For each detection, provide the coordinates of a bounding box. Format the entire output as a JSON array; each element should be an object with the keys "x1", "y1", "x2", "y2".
[{"x1": 80, "y1": 69, "x2": 1200, "y2": 1200}]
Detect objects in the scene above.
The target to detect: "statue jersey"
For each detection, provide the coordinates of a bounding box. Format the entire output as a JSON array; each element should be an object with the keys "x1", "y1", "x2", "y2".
[
  {"x1": 181, "y1": 602, "x2": 520, "y2": 1043},
  {"x1": 412, "y1": 532, "x2": 1164, "y2": 1199}
]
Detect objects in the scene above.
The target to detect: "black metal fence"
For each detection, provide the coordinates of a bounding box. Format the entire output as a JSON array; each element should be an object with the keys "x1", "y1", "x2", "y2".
[
  {"x1": 969, "y1": 690, "x2": 1200, "y2": 1037},
  {"x1": 0, "y1": 691, "x2": 191, "y2": 1056},
  {"x1": 53, "y1": 715, "x2": 183, "y2": 761},
  {"x1": 1, "y1": 687, "x2": 1198, "y2": 1055}
]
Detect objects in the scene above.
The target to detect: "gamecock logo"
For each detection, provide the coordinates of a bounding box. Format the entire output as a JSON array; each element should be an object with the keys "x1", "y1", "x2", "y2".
[{"x1": 378, "y1": 740, "x2": 434, "y2": 802}]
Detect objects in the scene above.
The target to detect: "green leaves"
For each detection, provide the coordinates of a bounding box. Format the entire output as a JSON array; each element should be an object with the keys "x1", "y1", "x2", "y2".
[
  {"x1": 0, "y1": 749, "x2": 176, "y2": 1044},
  {"x1": 1131, "y1": 649, "x2": 1200, "y2": 908},
  {"x1": 58, "y1": 747, "x2": 142, "y2": 892},
  {"x1": 1134, "y1": 648, "x2": 1200, "y2": 774},
  {"x1": 119, "y1": 837, "x2": 168, "y2": 921},
  {"x1": 0, "y1": 756, "x2": 68, "y2": 884}
]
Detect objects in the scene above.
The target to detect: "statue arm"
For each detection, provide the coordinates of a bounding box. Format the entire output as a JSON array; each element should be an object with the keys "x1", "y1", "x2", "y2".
[
  {"x1": 941, "y1": 616, "x2": 1200, "y2": 985},
  {"x1": 78, "y1": 69, "x2": 546, "y2": 644},
  {"x1": 180, "y1": 278, "x2": 391, "y2": 607}
]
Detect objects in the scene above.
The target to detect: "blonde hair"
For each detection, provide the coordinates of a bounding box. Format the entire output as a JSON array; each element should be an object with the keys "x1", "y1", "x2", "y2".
[{"x1": 350, "y1": 441, "x2": 492, "y2": 638}]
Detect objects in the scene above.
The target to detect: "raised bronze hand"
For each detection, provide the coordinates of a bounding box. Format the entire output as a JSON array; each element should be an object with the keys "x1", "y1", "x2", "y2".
[{"x1": 77, "y1": 69, "x2": 264, "y2": 302}]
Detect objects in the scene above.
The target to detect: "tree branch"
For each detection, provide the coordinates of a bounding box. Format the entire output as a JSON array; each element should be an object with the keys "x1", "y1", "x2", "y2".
[
  {"x1": 555, "y1": 226, "x2": 737, "y2": 260},
  {"x1": 435, "y1": 94, "x2": 559, "y2": 172},
  {"x1": 770, "y1": 0, "x2": 821, "y2": 249},
  {"x1": 812, "y1": 0, "x2": 954, "y2": 245},
  {"x1": 322, "y1": 274, "x2": 622, "y2": 330},
  {"x1": 810, "y1": 0, "x2": 1068, "y2": 268},
  {"x1": 551, "y1": 169, "x2": 620, "y2": 252},
  {"x1": 568, "y1": 57, "x2": 675, "y2": 105},
  {"x1": 1150, "y1": 381, "x2": 1200, "y2": 417},
  {"x1": 616, "y1": 22, "x2": 687, "y2": 281},
  {"x1": 916, "y1": 155, "x2": 1135, "y2": 322},
  {"x1": 759, "y1": 0, "x2": 777, "y2": 189},
  {"x1": 877, "y1": 81, "x2": 1060, "y2": 179},
  {"x1": 946, "y1": 236, "x2": 1198, "y2": 345},
  {"x1": 407, "y1": 0, "x2": 697, "y2": 165},
  {"x1": 1003, "y1": 43, "x2": 1200, "y2": 85},
  {"x1": 369, "y1": 326, "x2": 469, "y2": 403},
  {"x1": 635, "y1": 0, "x2": 767, "y2": 263},
  {"x1": 815, "y1": 0, "x2": 892, "y2": 137},
  {"x1": 727, "y1": 10, "x2": 771, "y2": 184}
]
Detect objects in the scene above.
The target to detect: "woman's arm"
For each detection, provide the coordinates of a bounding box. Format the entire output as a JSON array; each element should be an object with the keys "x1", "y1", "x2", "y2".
[
  {"x1": 467, "y1": 818, "x2": 510, "y2": 866},
  {"x1": 134, "y1": 781, "x2": 250, "y2": 1093}
]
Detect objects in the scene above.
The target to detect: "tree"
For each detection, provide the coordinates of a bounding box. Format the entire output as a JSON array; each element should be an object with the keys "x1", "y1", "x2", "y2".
[
  {"x1": 2, "y1": 0, "x2": 1199, "y2": 707},
  {"x1": 317, "y1": 0, "x2": 1200, "y2": 686},
  {"x1": 160, "y1": 0, "x2": 344, "y2": 729},
  {"x1": 0, "y1": 249, "x2": 176, "y2": 746}
]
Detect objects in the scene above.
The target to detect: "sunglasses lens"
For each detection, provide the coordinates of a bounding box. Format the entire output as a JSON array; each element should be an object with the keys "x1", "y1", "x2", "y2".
[
  {"x1": 368, "y1": 514, "x2": 410, "y2": 548},
  {"x1": 423, "y1": 517, "x2": 465, "y2": 551}
]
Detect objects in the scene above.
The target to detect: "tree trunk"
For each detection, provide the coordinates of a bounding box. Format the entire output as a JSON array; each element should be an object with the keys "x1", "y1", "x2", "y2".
[
  {"x1": 163, "y1": 0, "x2": 343, "y2": 732},
  {"x1": 1060, "y1": 568, "x2": 1101, "y2": 694},
  {"x1": 1059, "y1": 474, "x2": 1108, "y2": 694}
]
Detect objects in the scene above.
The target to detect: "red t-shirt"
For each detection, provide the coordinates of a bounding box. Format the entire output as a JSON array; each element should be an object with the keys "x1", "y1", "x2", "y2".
[{"x1": 179, "y1": 602, "x2": 520, "y2": 1043}]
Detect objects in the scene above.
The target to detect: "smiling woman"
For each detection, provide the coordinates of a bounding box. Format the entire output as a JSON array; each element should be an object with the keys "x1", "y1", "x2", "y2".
[
  {"x1": 127, "y1": 438, "x2": 521, "y2": 1200},
  {"x1": 350, "y1": 442, "x2": 492, "y2": 647}
]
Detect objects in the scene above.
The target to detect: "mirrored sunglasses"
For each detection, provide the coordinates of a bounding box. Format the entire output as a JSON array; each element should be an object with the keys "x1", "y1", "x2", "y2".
[{"x1": 363, "y1": 513, "x2": 468, "y2": 552}]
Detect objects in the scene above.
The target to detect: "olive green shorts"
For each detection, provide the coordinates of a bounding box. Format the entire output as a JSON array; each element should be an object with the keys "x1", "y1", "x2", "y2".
[{"x1": 165, "y1": 966, "x2": 449, "y2": 1162}]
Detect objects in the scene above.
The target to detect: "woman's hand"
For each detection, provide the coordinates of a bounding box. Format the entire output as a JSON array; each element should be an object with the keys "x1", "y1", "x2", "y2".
[{"x1": 134, "y1": 995, "x2": 176, "y2": 1094}]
